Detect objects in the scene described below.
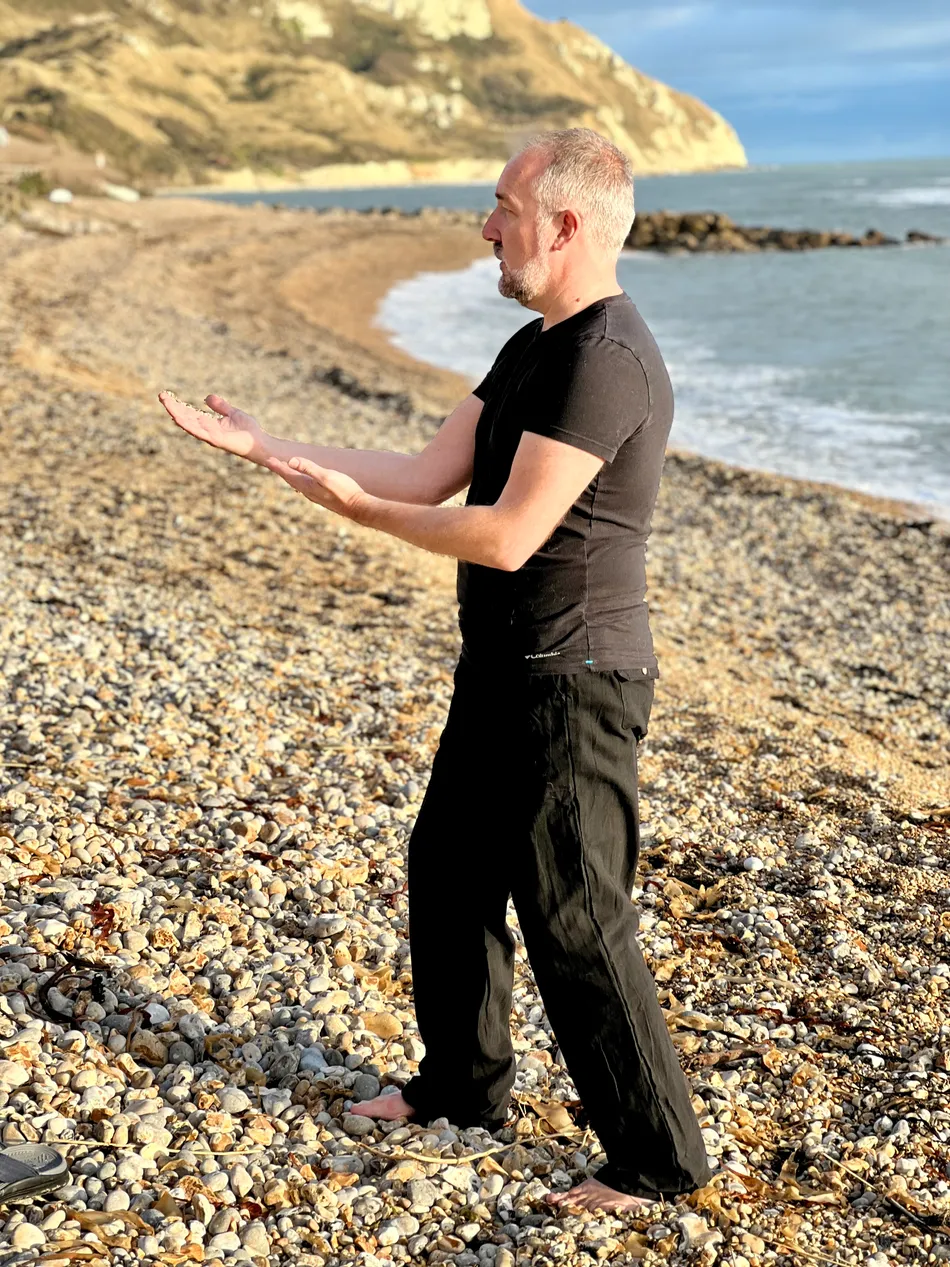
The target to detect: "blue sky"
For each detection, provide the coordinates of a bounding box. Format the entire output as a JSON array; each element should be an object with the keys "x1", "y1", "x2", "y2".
[{"x1": 524, "y1": 1, "x2": 950, "y2": 164}]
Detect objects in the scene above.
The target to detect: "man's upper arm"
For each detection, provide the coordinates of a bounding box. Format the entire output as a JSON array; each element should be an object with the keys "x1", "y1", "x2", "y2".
[
  {"x1": 522, "y1": 336, "x2": 650, "y2": 460},
  {"x1": 415, "y1": 393, "x2": 482, "y2": 503},
  {"x1": 493, "y1": 432, "x2": 604, "y2": 571}
]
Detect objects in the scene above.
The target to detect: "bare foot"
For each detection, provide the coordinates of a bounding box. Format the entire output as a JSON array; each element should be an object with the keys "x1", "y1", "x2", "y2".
[
  {"x1": 545, "y1": 1177, "x2": 656, "y2": 1215},
  {"x1": 349, "y1": 1090, "x2": 415, "y2": 1121}
]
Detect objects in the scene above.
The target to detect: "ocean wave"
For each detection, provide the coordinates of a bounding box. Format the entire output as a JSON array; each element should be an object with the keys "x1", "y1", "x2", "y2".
[
  {"x1": 858, "y1": 186, "x2": 950, "y2": 208},
  {"x1": 376, "y1": 256, "x2": 532, "y2": 382},
  {"x1": 377, "y1": 257, "x2": 950, "y2": 512},
  {"x1": 653, "y1": 324, "x2": 950, "y2": 507}
]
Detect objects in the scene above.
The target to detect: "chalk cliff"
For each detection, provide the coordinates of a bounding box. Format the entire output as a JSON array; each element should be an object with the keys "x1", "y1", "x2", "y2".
[{"x1": 0, "y1": 0, "x2": 747, "y2": 188}]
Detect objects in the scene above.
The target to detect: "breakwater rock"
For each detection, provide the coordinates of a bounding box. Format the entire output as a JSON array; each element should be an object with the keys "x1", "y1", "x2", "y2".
[
  {"x1": 253, "y1": 205, "x2": 945, "y2": 254},
  {"x1": 624, "y1": 210, "x2": 945, "y2": 253}
]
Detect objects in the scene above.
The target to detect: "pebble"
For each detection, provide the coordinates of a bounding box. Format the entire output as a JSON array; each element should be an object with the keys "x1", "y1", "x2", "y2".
[
  {"x1": 240, "y1": 1221, "x2": 271, "y2": 1254},
  {"x1": 342, "y1": 1113, "x2": 376, "y2": 1136},
  {"x1": 408, "y1": 1179, "x2": 440, "y2": 1212},
  {"x1": 0, "y1": 1061, "x2": 30, "y2": 1088},
  {"x1": 217, "y1": 1088, "x2": 251, "y2": 1114},
  {"x1": 12, "y1": 1224, "x2": 46, "y2": 1249},
  {"x1": 116, "y1": 1157, "x2": 145, "y2": 1182},
  {"x1": 229, "y1": 1164, "x2": 254, "y2": 1199},
  {"x1": 351, "y1": 1073, "x2": 381, "y2": 1100},
  {"x1": 208, "y1": 1231, "x2": 242, "y2": 1253}
]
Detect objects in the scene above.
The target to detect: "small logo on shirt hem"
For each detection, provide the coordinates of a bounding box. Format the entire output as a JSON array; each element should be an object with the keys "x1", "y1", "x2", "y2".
[{"x1": 524, "y1": 650, "x2": 562, "y2": 659}]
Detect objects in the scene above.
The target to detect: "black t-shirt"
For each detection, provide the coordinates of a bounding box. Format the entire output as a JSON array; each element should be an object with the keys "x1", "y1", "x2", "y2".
[{"x1": 457, "y1": 291, "x2": 673, "y2": 675}]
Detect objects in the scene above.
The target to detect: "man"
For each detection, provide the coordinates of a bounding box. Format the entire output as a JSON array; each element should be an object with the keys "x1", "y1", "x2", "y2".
[{"x1": 159, "y1": 128, "x2": 711, "y2": 1214}]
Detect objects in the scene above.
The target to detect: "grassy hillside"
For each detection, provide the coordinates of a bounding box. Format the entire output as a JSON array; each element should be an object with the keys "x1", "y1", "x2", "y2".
[{"x1": 0, "y1": 0, "x2": 747, "y2": 187}]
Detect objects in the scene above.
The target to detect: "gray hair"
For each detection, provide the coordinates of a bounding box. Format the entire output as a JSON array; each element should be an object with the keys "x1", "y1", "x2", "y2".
[{"x1": 516, "y1": 128, "x2": 635, "y2": 256}]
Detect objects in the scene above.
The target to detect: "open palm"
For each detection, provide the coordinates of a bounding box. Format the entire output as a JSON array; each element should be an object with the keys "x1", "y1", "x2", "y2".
[{"x1": 158, "y1": 391, "x2": 266, "y2": 460}]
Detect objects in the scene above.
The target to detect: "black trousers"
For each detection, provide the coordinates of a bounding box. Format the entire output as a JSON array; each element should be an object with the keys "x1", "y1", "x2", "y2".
[{"x1": 400, "y1": 657, "x2": 712, "y2": 1200}]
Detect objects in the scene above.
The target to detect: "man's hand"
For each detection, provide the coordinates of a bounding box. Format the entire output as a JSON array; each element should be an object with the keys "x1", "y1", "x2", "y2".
[
  {"x1": 266, "y1": 455, "x2": 369, "y2": 520},
  {"x1": 158, "y1": 391, "x2": 269, "y2": 462}
]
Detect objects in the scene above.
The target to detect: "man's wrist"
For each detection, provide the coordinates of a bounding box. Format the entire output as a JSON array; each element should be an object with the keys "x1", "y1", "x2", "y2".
[
  {"x1": 349, "y1": 491, "x2": 379, "y2": 528},
  {"x1": 249, "y1": 431, "x2": 278, "y2": 467}
]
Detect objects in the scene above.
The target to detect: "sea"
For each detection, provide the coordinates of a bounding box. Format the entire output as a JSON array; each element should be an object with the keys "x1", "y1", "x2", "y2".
[{"x1": 205, "y1": 157, "x2": 950, "y2": 515}]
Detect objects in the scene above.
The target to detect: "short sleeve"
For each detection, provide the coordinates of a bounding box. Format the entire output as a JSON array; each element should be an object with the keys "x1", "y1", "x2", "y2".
[
  {"x1": 522, "y1": 336, "x2": 650, "y2": 462},
  {"x1": 472, "y1": 364, "x2": 496, "y2": 402}
]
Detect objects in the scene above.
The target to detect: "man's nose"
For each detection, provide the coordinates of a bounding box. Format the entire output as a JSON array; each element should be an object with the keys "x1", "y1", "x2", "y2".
[{"x1": 482, "y1": 212, "x2": 500, "y2": 243}]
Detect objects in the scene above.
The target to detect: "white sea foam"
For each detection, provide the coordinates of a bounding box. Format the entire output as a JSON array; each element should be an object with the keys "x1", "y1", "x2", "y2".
[
  {"x1": 859, "y1": 186, "x2": 950, "y2": 208},
  {"x1": 377, "y1": 256, "x2": 532, "y2": 383},
  {"x1": 656, "y1": 324, "x2": 946, "y2": 502}
]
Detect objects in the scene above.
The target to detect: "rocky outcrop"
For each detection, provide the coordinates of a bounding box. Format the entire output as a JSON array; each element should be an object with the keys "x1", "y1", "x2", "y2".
[
  {"x1": 0, "y1": 0, "x2": 746, "y2": 188},
  {"x1": 625, "y1": 211, "x2": 946, "y2": 253}
]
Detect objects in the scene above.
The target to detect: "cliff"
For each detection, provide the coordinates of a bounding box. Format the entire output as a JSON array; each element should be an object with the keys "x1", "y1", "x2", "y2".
[{"x1": 0, "y1": 0, "x2": 747, "y2": 189}]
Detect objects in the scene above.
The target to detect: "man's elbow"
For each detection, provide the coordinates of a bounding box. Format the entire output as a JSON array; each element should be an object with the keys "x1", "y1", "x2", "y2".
[{"x1": 488, "y1": 533, "x2": 536, "y2": 572}]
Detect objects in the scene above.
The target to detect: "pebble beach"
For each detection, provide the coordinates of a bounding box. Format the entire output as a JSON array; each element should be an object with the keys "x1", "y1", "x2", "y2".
[{"x1": 1, "y1": 197, "x2": 949, "y2": 1267}]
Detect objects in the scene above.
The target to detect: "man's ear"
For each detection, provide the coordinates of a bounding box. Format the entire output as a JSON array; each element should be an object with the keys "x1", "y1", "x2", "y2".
[{"x1": 552, "y1": 209, "x2": 580, "y2": 250}]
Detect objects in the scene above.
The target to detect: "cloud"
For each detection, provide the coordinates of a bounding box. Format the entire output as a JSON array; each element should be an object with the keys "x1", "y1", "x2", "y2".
[
  {"x1": 846, "y1": 18, "x2": 950, "y2": 54},
  {"x1": 532, "y1": 2, "x2": 950, "y2": 102},
  {"x1": 524, "y1": 0, "x2": 950, "y2": 160},
  {"x1": 629, "y1": 4, "x2": 709, "y2": 31}
]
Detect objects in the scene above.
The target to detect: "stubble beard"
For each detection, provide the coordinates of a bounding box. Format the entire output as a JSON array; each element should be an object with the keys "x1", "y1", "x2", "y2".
[{"x1": 496, "y1": 252, "x2": 549, "y2": 307}]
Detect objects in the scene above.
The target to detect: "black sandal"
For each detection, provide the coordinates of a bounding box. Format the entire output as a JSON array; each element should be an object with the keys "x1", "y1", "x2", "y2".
[{"x1": 0, "y1": 1145, "x2": 69, "y2": 1203}]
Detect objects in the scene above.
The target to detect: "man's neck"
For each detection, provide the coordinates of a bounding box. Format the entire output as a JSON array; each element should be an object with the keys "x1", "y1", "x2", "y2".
[{"x1": 540, "y1": 277, "x2": 624, "y2": 331}]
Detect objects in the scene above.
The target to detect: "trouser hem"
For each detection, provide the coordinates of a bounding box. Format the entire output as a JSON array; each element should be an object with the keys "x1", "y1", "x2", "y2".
[
  {"x1": 401, "y1": 1078, "x2": 508, "y2": 1133},
  {"x1": 592, "y1": 1160, "x2": 714, "y2": 1200}
]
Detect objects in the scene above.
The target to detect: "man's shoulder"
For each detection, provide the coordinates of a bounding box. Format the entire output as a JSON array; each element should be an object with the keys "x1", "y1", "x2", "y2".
[
  {"x1": 595, "y1": 295, "x2": 669, "y2": 387},
  {"x1": 560, "y1": 296, "x2": 673, "y2": 427},
  {"x1": 552, "y1": 294, "x2": 652, "y2": 358},
  {"x1": 601, "y1": 294, "x2": 654, "y2": 353}
]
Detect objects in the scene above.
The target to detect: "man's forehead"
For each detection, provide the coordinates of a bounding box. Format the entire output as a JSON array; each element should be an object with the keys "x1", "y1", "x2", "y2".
[
  {"x1": 496, "y1": 152, "x2": 540, "y2": 204},
  {"x1": 495, "y1": 164, "x2": 519, "y2": 204}
]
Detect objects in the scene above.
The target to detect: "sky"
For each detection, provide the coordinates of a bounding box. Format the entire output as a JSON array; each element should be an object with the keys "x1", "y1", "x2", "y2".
[{"x1": 523, "y1": 1, "x2": 950, "y2": 165}]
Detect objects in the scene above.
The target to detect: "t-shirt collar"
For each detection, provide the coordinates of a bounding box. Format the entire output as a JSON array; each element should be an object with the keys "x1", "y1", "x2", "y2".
[{"x1": 538, "y1": 291, "x2": 628, "y2": 337}]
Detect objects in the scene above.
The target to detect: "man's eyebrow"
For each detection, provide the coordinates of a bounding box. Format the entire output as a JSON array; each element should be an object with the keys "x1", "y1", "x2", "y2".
[{"x1": 495, "y1": 188, "x2": 517, "y2": 207}]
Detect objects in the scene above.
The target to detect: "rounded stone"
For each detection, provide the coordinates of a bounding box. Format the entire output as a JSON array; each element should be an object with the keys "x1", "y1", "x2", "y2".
[
  {"x1": 12, "y1": 1224, "x2": 46, "y2": 1250},
  {"x1": 217, "y1": 1088, "x2": 251, "y2": 1114},
  {"x1": 351, "y1": 1073, "x2": 381, "y2": 1101},
  {"x1": 241, "y1": 1221, "x2": 271, "y2": 1255}
]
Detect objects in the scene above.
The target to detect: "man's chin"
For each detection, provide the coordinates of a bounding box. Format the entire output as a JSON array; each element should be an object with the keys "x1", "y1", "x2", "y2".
[{"x1": 498, "y1": 277, "x2": 536, "y2": 306}]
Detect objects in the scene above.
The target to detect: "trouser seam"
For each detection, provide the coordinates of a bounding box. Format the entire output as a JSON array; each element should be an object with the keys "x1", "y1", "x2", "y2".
[{"x1": 560, "y1": 677, "x2": 682, "y2": 1174}]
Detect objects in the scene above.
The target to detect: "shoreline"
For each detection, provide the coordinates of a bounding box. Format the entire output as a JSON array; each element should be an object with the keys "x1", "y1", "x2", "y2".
[
  {"x1": 9, "y1": 190, "x2": 944, "y2": 529},
  {"x1": 365, "y1": 229, "x2": 948, "y2": 531},
  {"x1": 154, "y1": 156, "x2": 749, "y2": 198},
  {"x1": 153, "y1": 197, "x2": 949, "y2": 528}
]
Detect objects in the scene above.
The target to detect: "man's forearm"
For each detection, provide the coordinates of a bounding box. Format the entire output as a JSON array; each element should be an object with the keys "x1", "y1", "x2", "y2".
[
  {"x1": 255, "y1": 435, "x2": 433, "y2": 503},
  {"x1": 354, "y1": 495, "x2": 513, "y2": 570}
]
